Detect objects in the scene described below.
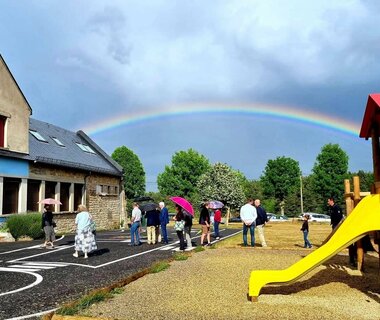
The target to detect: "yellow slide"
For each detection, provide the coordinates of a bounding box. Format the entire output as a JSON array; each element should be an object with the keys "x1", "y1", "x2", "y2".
[{"x1": 248, "y1": 194, "x2": 380, "y2": 301}]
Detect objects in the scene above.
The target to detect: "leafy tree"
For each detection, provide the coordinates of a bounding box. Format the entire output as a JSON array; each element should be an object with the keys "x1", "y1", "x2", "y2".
[
  {"x1": 195, "y1": 162, "x2": 245, "y2": 210},
  {"x1": 260, "y1": 156, "x2": 301, "y2": 213},
  {"x1": 112, "y1": 146, "x2": 146, "y2": 199},
  {"x1": 310, "y1": 143, "x2": 349, "y2": 212},
  {"x1": 157, "y1": 149, "x2": 211, "y2": 198}
]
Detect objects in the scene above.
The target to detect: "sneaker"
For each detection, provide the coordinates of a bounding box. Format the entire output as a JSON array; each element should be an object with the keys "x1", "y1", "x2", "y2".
[
  {"x1": 216, "y1": 237, "x2": 220, "y2": 240},
  {"x1": 73, "y1": 253, "x2": 78, "y2": 258}
]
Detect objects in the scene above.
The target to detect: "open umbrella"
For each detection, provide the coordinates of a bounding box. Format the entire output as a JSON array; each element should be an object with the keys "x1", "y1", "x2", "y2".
[
  {"x1": 139, "y1": 202, "x2": 158, "y2": 212},
  {"x1": 209, "y1": 200, "x2": 224, "y2": 209},
  {"x1": 169, "y1": 196, "x2": 194, "y2": 216},
  {"x1": 38, "y1": 198, "x2": 62, "y2": 205}
]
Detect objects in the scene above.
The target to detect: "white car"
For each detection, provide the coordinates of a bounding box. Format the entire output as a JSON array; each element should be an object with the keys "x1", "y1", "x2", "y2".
[{"x1": 301, "y1": 213, "x2": 330, "y2": 223}]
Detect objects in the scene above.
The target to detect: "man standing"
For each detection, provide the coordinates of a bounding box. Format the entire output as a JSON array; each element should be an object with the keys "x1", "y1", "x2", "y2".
[
  {"x1": 254, "y1": 199, "x2": 268, "y2": 247},
  {"x1": 130, "y1": 203, "x2": 142, "y2": 246},
  {"x1": 240, "y1": 198, "x2": 257, "y2": 247},
  {"x1": 327, "y1": 197, "x2": 343, "y2": 229},
  {"x1": 159, "y1": 201, "x2": 169, "y2": 244}
]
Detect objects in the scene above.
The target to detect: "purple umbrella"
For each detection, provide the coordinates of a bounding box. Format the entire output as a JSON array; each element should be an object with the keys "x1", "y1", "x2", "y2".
[{"x1": 209, "y1": 200, "x2": 224, "y2": 209}]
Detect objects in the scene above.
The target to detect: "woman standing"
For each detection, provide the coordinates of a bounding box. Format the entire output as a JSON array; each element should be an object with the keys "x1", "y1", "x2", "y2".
[
  {"x1": 199, "y1": 202, "x2": 211, "y2": 246},
  {"x1": 173, "y1": 204, "x2": 185, "y2": 251},
  {"x1": 73, "y1": 204, "x2": 97, "y2": 259},
  {"x1": 41, "y1": 205, "x2": 55, "y2": 248}
]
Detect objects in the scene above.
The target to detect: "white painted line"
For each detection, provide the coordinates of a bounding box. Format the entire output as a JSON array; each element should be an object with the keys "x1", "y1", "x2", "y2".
[
  {"x1": 5, "y1": 267, "x2": 41, "y2": 272},
  {"x1": 22, "y1": 262, "x2": 68, "y2": 267},
  {"x1": 8, "y1": 245, "x2": 74, "y2": 263},
  {"x1": 0, "y1": 267, "x2": 43, "y2": 297},
  {"x1": 0, "y1": 235, "x2": 65, "y2": 255},
  {"x1": 94, "y1": 241, "x2": 179, "y2": 268},
  {"x1": 9, "y1": 265, "x2": 56, "y2": 270},
  {"x1": 5, "y1": 308, "x2": 58, "y2": 320},
  {"x1": 160, "y1": 246, "x2": 176, "y2": 251}
]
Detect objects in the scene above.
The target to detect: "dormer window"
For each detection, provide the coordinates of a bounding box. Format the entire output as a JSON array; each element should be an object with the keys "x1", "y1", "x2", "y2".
[
  {"x1": 29, "y1": 130, "x2": 47, "y2": 142},
  {"x1": 0, "y1": 115, "x2": 6, "y2": 148},
  {"x1": 76, "y1": 142, "x2": 96, "y2": 154},
  {"x1": 51, "y1": 137, "x2": 65, "y2": 147}
]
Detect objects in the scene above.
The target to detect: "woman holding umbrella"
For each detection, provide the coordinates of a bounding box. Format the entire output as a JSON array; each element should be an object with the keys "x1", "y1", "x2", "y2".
[
  {"x1": 41, "y1": 204, "x2": 55, "y2": 248},
  {"x1": 173, "y1": 204, "x2": 186, "y2": 251},
  {"x1": 199, "y1": 202, "x2": 211, "y2": 246}
]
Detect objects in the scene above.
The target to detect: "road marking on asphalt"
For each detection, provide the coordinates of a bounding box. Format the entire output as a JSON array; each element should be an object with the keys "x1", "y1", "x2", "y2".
[
  {"x1": 8, "y1": 245, "x2": 73, "y2": 263},
  {"x1": 0, "y1": 236, "x2": 65, "y2": 255},
  {"x1": 0, "y1": 267, "x2": 43, "y2": 297}
]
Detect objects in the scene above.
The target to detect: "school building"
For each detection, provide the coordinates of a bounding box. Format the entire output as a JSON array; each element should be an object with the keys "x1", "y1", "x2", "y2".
[{"x1": 0, "y1": 54, "x2": 126, "y2": 232}]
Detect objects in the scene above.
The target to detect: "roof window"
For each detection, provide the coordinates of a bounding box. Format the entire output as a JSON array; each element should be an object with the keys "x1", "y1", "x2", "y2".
[
  {"x1": 51, "y1": 137, "x2": 65, "y2": 147},
  {"x1": 76, "y1": 142, "x2": 96, "y2": 154},
  {"x1": 29, "y1": 130, "x2": 47, "y2": 142}
]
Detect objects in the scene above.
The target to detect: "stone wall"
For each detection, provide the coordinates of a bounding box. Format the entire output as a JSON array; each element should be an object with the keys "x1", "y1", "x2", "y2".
[{"x1": 29, "y1": 165, "x2": 124, "y2": 233}]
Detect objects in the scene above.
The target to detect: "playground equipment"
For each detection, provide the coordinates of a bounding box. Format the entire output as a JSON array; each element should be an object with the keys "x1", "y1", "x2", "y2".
[{"x1": 248, "y1": 194, "x2": 380, "y2": 301}]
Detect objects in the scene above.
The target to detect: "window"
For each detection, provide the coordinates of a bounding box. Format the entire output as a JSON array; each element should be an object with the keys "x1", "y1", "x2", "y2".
[
  {"x1": 75, "y1": 142, "x2": 96, "y2": 154},
  {"x1": 51, "y1": 137, "x2": 65, "y2": 147},
  {"x1": 29, "y1": 130, "x2": 47, "y2": 142},
  {"x1": 96, "y1": 184, "x2": 118, "y2": 196},
  {"x1": 0, "y1": 116, "x2": 6, "y2": 148}
]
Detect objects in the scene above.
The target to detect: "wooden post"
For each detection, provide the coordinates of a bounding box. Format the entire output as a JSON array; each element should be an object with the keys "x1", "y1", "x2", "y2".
[{"x1": 344, "y1": 179, "x2": 353, "y2": 216}]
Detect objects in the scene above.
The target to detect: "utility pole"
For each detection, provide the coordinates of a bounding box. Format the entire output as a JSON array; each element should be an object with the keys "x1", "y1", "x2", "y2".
[{"x1": 300, "y1": 175, "x2": 304, "y2": 215}]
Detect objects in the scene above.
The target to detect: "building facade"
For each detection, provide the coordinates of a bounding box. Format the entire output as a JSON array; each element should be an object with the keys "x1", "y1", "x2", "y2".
[{"x1": 0, "y1": 55, "x2": 126, "y2": 232}]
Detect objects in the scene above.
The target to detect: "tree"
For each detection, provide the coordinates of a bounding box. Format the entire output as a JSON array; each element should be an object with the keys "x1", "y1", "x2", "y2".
[
  {"x1": 310, "y1": 143, "x2": 349, "y2": 212},
  {"x1": 260, "y1": 156, "x2": 301, "y2": 214},
  {"x1": 157, "y1": 148, "x2": 211, "y2": 198},
  {"x1": 195, "y1": 162, "x2": 245, "y2": 210},
  {"x1": 111, "y1": 146, "x2": 145, "y2": 199}
]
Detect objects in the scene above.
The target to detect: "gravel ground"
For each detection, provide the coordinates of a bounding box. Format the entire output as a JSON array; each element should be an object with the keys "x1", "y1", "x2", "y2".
[{"x1": 80, "y1": 246, "x2": 380, "y2": 320}]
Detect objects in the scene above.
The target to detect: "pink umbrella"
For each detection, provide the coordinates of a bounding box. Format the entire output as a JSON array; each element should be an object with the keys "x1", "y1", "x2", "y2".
[
  {"x1": 38, "y1": 198, "x2": 62, "y2": 205},
  {"x1": 169, "y1": 196, "x2": 194, "y2": 216}
]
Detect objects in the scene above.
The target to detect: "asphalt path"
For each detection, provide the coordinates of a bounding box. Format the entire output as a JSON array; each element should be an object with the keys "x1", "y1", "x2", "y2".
[{"x1": 0, "y1": 226, "x2": 241, "y2": 320}]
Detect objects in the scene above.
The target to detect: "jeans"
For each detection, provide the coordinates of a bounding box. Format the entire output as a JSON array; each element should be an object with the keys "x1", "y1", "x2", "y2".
[
  {"x1": 303, "y1": 230, "x2": 312, "y2": 248},
  {"x1": 130, "y1": 221, "x2": 140, "y2": 245},
  {"x1": 161, "y1": 224, "x2": 168, "y2": 243},
  {"x1": 243, "y1": 223, "x2": 255, "y2": 246},
  {"x1": 214, "y1": 221, "x2": 220, "y2": 238}
]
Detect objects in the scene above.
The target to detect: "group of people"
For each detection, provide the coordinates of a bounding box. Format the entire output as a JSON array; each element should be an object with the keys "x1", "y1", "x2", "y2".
[
  {"x1": 130, "y1": 201, "x2": 170, "y2": 246},
  {"x1": 41, "y1": 195, "x2": 345, "y2": 259},
  {"x1": 41, "y1": 204, "x2": 97, "y2": 259},
  {"x1": 240, "y1": 198, "x2": 269, "y2": 247},
  {"x1": 301, "y1": 196, "x2": 344, "y2": 249}
]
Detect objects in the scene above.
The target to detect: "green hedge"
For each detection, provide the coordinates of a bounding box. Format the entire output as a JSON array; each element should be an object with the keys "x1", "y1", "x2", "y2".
[{"x1": 6, "y1": 213, "x2": 44, "y2": 240}]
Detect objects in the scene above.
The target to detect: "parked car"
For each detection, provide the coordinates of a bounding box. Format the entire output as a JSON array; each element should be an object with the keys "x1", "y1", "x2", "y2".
[
  {"x1": 268, "y1": 214, "x2": 289, "y2": 222},
  {"x1": 300, "y1": 213, "x2": 330, "y2": 223},
  {"x1": 228, "y1": 216, "x2": 241, "y2": 223}
]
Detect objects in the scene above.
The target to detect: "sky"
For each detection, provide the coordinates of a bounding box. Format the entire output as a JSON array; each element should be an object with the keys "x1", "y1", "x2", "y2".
[{"x1": 1, "y1": 0, "x2": 379, "y2": 191}]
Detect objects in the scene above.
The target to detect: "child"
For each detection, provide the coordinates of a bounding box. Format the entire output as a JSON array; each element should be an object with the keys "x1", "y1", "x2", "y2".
[{"x1": 300, "y1": 214, "x2": 312, "y2": 248}]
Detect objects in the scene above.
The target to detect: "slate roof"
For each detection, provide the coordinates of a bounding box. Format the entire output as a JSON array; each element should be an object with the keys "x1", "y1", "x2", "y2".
[{"x1": 27, "y1": 118, "x2": 123, "y2": 176}]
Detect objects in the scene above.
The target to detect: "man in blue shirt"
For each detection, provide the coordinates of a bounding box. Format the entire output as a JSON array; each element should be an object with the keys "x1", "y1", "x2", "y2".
[{"x1": 159, "y1": 201, "x2": 169, "y2": 244}]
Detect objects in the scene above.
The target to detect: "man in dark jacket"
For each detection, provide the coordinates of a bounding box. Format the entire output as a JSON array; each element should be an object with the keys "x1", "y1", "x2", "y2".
[
  {"x1": 159, "y1": 202, "x2": 169, "y2": 244},
  {"x1": 254, "y1": 199, "x2": 268, "y2": 247},
  {"x1": 146, "y1": 208, "x2": 160, "y2": 244},
  {"x1": 327, "y1": 197, "x2": 343, "y2": 229}
]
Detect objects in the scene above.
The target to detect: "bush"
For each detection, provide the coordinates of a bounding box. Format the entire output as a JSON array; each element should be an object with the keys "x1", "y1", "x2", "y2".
[{"x1": 7, "y1": 213, "x2": 44, "y2": 240}]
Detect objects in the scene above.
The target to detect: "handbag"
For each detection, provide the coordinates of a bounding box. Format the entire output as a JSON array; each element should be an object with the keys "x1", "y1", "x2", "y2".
[
  {"x1": 174, "y1": 220, "x2": 185, "y2": 231},
  {"x1": 52, "y1": 220, "x2": 57, "y2": 228}
]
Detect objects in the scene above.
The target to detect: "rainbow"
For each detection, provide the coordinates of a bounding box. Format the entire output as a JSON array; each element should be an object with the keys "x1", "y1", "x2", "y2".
[{"x1": 81, "y1": 102, "x2": 361, "y2": 137}]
